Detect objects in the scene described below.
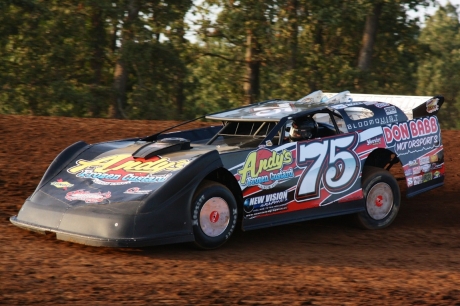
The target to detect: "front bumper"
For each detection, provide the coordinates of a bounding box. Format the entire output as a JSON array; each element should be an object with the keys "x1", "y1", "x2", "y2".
[{"x1": 10, "y1": 215, "x2": 194, "y2": 247}]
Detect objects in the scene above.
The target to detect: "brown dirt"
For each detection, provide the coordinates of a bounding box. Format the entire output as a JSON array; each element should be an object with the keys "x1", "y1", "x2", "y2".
[{"x1": 1, "y1": 114, "x2": 460, "y2": 305}]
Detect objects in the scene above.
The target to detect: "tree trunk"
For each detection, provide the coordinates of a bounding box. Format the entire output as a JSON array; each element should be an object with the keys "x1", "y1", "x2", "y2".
[
  {"x1": 109, "y1": 0, "x2": 140, "y2": 119},
  {"x1": 89, "y1": 5, "x2": 106, "y2": 117},
  {"x1": 358, "y1": 2, "x2": 383, "y2": 72},
  {"x1": 173, "y1": 24, "x2": 187, "y2": 118},
  {"x1": 244, "y1": 31, "x2": 261, "y2": 104},
  {"x1": 288, "y1": 0, "x2": 299, "y2": 71}
]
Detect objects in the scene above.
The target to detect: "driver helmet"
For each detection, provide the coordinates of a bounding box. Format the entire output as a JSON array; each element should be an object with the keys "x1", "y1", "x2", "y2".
[{"x1": 289, "y1": 117, "x2": 318, "y2": 141}]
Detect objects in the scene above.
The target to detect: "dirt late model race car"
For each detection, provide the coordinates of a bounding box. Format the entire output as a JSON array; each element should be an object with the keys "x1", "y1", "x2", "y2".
[{"x1": 11, "y1": 90, "x2": 445, "y2": 249}]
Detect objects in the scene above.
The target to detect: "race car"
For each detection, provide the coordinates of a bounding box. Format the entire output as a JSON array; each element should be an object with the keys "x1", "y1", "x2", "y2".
[{"x1": 10, "y1": 90, "x2": 445, "y2": 249}]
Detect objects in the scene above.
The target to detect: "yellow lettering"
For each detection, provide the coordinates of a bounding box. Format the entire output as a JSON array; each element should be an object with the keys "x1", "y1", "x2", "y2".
[
  {"x1": 110, "y1": 160, "x2": 142, "y2": 172},
  {"x1": 238, "y1": 151, "x2": 257, "y2": 185},
  {"x1": 283, "y1": 150, "x2": 292, "y2": 164},
  {"x1": 68, "y1": 153, "x2": 190, "y2": 174},
  {"x1": 237, "y1": 149, "x2": 293, "y2": 185},
  {"x1": 68, "y1": 155, "x2": 130, "y2": 174}
]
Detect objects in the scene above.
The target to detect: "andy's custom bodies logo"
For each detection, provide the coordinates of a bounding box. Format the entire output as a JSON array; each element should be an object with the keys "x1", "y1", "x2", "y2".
[
  {"x1": 67, "y1": 153, "x2": 190, "y2": 184},
  {"x1": 237, "y1": 149, "x2": 294, "y2": 189}
]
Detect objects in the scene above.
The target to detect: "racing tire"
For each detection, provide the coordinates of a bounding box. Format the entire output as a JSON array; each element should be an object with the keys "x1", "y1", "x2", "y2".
[
  {"x1": 356, "y1": 166, "x2": 401, "y2": 230},
  {"x1": 191, "y1": 180, "x2": 238, "y2": 249}
]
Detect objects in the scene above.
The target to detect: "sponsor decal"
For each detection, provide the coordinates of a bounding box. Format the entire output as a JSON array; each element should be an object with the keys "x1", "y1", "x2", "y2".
[
  {"x1": 124, "y1": 187, "x2": 152, "y2": 194},
  {"x1": 421, "y1": 163, "x2": 431, "y2": 173},
  {"x1": 332, "y1": 102, "x2": 363, "y2": 110},
  {"x1": 430, "y1": 155, "x2": 439, "y2": 163},
  {"x1": 238, "y1": 149, "x2": 294, "y2": 189},
  {"x1": 250, "y1": 103, "x2": 297, "y2": 117},
  {"x1": 422, "y1": 172, "x2": 433, "y2": 182},
  {"x1": 374, "y1": 102, "x2": 390, "y2": 108},
  {"x1": 383, "y1": 117, "x2": 440, "y2": 156},
  {"x1": 419, "y1": 156, "x2": 430, "y2": 165},
  {"x1": 413, "y1": 175, "x2": 423, "y2": 185},
  {"x1": 51, "y1": 179, "x2": 74, "y2": 190},
  {"x1": 92, "y1": 178, "x2": 131, "y2": 185},
  {"x1": 243, "y1": 191, "x2": 289, "y2": 216},
  {"x1": 65, "y1": 189, "x2": 111, "y2": 203},
  {"x1": 68, "y1": 154, "x2": 187, "y2": 184},
  {"x1": 426, "y1": 98, "x2": 439, "y2": 114},
  {"x1": 384, "y1": 106, "x2": 397, "y2": 115},
  {"x1": 407, "y1": 177, "x2": 414, "y2": 187},
  {"x1": 366, "y1": 137, "x2": 381, "y2": 146},
  {"x1": 412, "y1": 166, "x2": 421, "y2": 175},
  {"x1": 347, "y1": 115, "x2": 398, "y2": 130}
]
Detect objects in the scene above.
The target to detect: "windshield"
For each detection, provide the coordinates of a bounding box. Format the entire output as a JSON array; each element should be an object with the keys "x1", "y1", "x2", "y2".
[{"x1": 208, "y1": 121, "x2": 278, "y2": 148}]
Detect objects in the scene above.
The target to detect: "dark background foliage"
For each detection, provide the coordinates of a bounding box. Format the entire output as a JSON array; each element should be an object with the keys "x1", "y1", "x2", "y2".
[{"x1": 1, "y1": 0, "x2": 459, "y2": 128}]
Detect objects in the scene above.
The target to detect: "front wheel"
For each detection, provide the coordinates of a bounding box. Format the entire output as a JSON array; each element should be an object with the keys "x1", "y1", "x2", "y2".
[
  {"x1": 356, "y1": 166, "x2": 401, "y2": 229},
  {"x1": 191, "y1": 180, "x2": 238, "y2": 249}
]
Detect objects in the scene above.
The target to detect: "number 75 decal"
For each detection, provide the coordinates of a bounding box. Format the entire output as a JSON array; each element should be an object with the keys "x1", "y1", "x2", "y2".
[{"x1": 295, "y1": 134, "x2": 360, "y2": 201}]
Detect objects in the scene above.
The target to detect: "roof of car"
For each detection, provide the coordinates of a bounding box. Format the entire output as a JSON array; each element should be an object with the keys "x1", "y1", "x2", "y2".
[
  {"x1": 205, "y1": 90, "x2": 434, "y2": 122},
  {"x1": 205, "y1": 100, "x2": 326, "y2": 121}
]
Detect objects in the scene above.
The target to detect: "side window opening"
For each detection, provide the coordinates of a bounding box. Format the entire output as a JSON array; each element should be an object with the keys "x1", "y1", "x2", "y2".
[
  {"x1": 343, "y1": 107, "x2": 374, "y2": 121},
  {"x1": 313, "y1": 111, "x2": 348, "y2": 133}
]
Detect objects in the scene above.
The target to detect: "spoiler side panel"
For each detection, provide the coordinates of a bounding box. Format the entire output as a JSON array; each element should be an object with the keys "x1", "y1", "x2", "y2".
[{"x1": 412, "y1": 96, "x2": 444, "y2": 119}]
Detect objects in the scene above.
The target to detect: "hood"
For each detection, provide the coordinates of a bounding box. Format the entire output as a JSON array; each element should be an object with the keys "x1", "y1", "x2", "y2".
[{"x1": 33, "y1": 137, "x2": 217, "y2": 208}]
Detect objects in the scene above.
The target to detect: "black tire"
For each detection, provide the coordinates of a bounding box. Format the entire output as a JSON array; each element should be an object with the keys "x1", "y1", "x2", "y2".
[
  {"x1": 191, "y1": 180, "x2": 238, "y2": 249},
  {"x1": 356, "y1": 166, "x2": 401, "y2": 229}
]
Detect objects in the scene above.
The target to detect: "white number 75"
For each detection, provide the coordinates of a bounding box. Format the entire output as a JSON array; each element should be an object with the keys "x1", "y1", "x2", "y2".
[{"x1": 295, "y1": 134, "x2": 360, "y2": 201}]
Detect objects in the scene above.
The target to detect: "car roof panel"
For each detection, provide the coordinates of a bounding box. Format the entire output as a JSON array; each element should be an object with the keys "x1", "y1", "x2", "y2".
[{"x1": 206, "y1": 100, "x2": 327, "y2": 121}]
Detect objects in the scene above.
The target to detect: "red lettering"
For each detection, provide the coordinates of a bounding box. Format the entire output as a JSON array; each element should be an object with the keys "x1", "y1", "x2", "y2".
[
  {"x1": 400, "y1": 123, "x2": 409, "y2": 140},
  {"x1": 392, "y1": 125, "x2": 401, "y2": 141},
  {"x1": 423, "y1": 118, "x2": 431, "y2": 134},
  {"x1": 430, "y1": 117, "x2": 438, "y2": 133},
  {"x1": 383, "y1": 126, "x2": 393, "y2": 143},
  {"x1": 417, "y1": 120, "x2": 425, "y2": 136},
  {"x1": 410, "y1": 121, "x2": 418, "y2": 137}
]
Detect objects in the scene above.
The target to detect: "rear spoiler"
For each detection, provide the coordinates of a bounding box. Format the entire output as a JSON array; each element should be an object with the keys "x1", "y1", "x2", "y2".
[
  {"x1": 297, "y1": 90, "x2": 444, "y2": 120},
  {"x1": 411, "y1": 95, "x2": 444, "y2": 118}
]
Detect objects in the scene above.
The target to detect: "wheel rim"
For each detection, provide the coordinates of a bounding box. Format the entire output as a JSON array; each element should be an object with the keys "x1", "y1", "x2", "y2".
[
  {"x1": 366, "y1": 182, "x2": 393, "y2": 220},
  {"x1": 199, "y1": 197, "x2": 230, "y2": 237}
]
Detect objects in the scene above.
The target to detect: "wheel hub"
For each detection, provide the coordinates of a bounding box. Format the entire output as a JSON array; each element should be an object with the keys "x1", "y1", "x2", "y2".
[
  {"x1": 366, "y1": 182, "x2": 393, "y2": 220},
  {"x1": 199, "y1": 197, "x2": 230, "y2": 237}
]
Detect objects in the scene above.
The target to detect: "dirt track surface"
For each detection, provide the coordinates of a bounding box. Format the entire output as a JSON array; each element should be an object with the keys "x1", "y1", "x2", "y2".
[{"x1": 1, "y1": 114, "x2": 460, "y2": 305}]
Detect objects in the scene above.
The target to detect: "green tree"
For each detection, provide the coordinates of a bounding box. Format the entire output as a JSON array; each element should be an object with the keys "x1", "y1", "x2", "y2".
[
  {"x1": 416, "y1": 2, "x2": 460, "y2": 129},
  {"x1": 188, "y1": 0, "x2": 431, "y2": 118},
  {"x1": 0, "y1": 0, "x2": 193, "y2": 120},
  {"x1": 108, "y1": 0, "x2": 193, "y2": 119}
]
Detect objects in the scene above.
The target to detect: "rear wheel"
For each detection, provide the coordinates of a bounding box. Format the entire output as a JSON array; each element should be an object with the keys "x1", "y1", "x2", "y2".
[
  {"x1": 356, "y1": 166, "x2": 401, "y2": 229},
  {"x1": 191, "y1": 180, "x2": 238, "y2": 249}
]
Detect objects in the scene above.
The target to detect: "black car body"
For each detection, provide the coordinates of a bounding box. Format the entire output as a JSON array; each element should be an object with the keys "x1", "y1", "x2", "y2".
[{"x1": 10, "y1": 90, "x2": 445, "y2": 249}]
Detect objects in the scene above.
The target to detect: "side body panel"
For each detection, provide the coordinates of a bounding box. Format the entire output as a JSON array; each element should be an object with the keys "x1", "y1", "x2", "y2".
[{"x1": 217, "y1": 117, "x2": 444, "y2": 231}]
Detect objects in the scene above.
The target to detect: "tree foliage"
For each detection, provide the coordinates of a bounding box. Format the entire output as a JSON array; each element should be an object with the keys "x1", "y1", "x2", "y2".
[
  {"x1": 416, "y1": 2, "x2": 460, "y2": 129},
  {"x1": 1, "y1": 0, "x2": 459, "y2": 128}
]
